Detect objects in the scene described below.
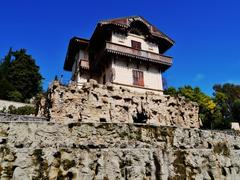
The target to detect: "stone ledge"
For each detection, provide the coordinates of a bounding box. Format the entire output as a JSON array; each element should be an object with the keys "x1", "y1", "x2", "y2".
[
  {"x1": 0, "y1": 113, "x2": 49, "y2": 122},
  {"x1": 0, "y1": 122, "x2": 239, "y2": 179}
]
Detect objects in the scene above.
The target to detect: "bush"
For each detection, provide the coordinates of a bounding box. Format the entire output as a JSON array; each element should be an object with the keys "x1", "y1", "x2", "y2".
[{"x1": 7, "y1": 105, "x2": 36, "y2": 115}]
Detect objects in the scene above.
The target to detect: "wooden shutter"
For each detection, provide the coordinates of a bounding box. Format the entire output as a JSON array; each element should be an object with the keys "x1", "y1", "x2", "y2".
[
  {"x1": 131, "y1": 40, "x2": 141, "y2": 50},
  {"x1": 133, "y1": 70, "x2": 144, "y2": 86},
  {"x1": 139, "y1": 71, "x2": 144, "y2": 86},
  {"x1": 133, "y1": 70, "x2": 138, "y2": 85}
]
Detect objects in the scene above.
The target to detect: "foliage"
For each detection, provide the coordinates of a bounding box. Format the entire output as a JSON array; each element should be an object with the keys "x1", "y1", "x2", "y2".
[
  {"x1": 7, "y1": 90, "x2": 23, "y2": 102},
  {"x1": 213, "y1": 84, "x2": 240, "y2": 125},
  {"x1": 165, "y1": 83, "x2": 240, "y2": 129},
  {"x1": 164, "y1": 87, "x2": 177, "y2": 97},
  {"x1": 232, "y1": 99, "x2": 240, "y2": 122},
  {"x1": 33, "y1": 92, "x2": 47, "y2": 115},
  {"x1": 1, "y1": 105, "x2": 36, "y2": 115},
  {"x1": 0, "y1": 48, "x2": 43, "y2": 102}
]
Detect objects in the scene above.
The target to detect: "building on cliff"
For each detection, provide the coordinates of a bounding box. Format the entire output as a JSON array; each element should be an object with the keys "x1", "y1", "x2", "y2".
[{"x1": 64, "y1": 16, "x2": 174, "y2": 94}]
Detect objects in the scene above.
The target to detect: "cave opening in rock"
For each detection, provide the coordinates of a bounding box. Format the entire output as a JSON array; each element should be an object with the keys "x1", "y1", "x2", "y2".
[
  {"x1": 100, "y1": 118, "x2": 106, "y2": 122},
  {"x1": 133, "y1": 111, "x2": 148, "y2": 123},
  {"x1": 67, "y1": 172, "x2": 74, "y2": 179}
]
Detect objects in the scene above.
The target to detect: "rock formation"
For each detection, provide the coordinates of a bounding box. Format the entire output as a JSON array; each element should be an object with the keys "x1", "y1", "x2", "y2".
[
  {"x1": 0, "y1": 122, "x2": 240, "y2": 179},
  {"x1": 38, "y1": 80, "x2": 200, "y2": 128},
  {"x1": 1, "y1": 80, "x2": 238, "y2": 179}
]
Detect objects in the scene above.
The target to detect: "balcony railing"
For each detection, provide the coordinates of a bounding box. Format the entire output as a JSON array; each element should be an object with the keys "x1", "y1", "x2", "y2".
[{"x1": 105, "y1": 41, "x2": 172, "y2": 65}]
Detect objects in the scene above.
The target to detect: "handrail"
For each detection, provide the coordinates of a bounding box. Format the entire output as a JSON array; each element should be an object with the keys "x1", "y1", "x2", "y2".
[{"x1": 105, "y1": 41, "x2": 172, "y2": 65}]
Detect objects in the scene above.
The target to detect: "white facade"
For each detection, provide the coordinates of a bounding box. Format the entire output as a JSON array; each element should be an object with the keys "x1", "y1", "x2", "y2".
[
  {"x1": 111, "y1": 58, "x2": 163, "y2": 94},
  {"x1": 71, "y1": 49, "x2": 89, "y2": 87},
  {"x1": 76, "y1": 73, "x2": 89, "y2": 87},
  {"x1": 111, "y1": 32, "x2": 159, "y2": 54},
  {"x1": 110, "y1": 32, "x2": 163, "y2": 93},
  {"x1": 71, "y1": 31, "x2": 165, "y2": 93}
]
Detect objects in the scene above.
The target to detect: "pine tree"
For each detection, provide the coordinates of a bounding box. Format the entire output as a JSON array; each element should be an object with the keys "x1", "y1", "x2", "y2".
[{"x1": 0, "y1": 48, "x2": 43, "y2": 102}]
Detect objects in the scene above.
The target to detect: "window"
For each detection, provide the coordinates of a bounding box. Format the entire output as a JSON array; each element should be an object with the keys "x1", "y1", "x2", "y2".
[
  {"x1": 133, "y1": 70, "x2": 144, "y2": 86},
  {"x1": 131, "y1": 40, "x2": 141, "y2": 50}
]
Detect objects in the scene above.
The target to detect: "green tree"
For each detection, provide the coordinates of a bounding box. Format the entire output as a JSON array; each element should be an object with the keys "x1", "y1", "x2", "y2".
[
  {"x1": 0, "y1": 48, "x2": 12, "y2": 74},
  {"x1": 164, "y1": 86, "x2": 178, "y2": 97},
  {"x1": 165, "y1": 83, "x2": 240, "y2": 129},
  {"x1": 232, "y1": 99, "x2": 240, "y2": 122},
  {"x1": 213, "y1": 83, "x2": 240, "y2": 125},
  {"x1": 0, "y1": 48, "x2": 43, "y2": 102},
  {"x1": 0, "y1": 48, "x2": 14, "y2": 100},
  {"x1": 7, "y1": 90, "x2": 23, "y2": 102}
]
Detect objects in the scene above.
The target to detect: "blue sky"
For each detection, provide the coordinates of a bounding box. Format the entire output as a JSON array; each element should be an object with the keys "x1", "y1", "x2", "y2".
[{"x1": 1, "y1": 0, "x2": 240, "y2": 95}]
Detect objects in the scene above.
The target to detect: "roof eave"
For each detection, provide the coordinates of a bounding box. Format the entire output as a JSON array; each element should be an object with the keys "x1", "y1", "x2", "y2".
[{"x1": 64, "y1": 37, "x2": 89, "y2": 71}]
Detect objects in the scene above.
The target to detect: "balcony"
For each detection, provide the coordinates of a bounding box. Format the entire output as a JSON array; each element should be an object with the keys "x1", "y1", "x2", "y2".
[
  {"x1": 105, "y1": 41, "x2": 172, "y2": 65},
  {"x1": 79, "y1": 59, "x2": 89, "y2": 70}
]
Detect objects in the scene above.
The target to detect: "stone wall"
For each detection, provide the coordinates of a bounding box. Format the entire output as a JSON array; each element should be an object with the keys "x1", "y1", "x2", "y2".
[
  {"x1": 0, "y1": 113, "x2": 48, "y2": 122},
  {"x1": 0, "y1": 121, "x2": 240, "y2": 180},
  {"x1": 0, "y1": 99, "x2": 32, "y2": 111},
  {"x1": 38, "y1": 80, "x2": 200, "y2": 128}
]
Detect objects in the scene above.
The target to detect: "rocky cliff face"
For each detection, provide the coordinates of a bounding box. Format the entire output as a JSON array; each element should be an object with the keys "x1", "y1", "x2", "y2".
[
  {"x1": 38, "y1": 80, "x2": 200, "y2": 128},
  {"x1": 1, "y1": 81, "x2": 237, "y2": 179},
  {"x1": 0, "y1": 121, "x2": 240, "y2": 180}
]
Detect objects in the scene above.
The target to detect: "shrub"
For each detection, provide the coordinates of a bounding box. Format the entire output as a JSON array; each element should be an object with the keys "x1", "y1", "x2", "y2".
[{"x1": 8, "y1": 105, "x2": 36, "y2": 115}]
